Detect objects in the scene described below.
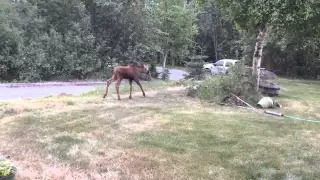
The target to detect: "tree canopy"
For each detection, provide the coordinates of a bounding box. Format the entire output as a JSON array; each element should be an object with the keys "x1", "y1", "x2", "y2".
[
  {"x1": 211, "y1": 0, "x2": 320, "y2": 88},
  {"x1": 0, "y1": 0, "x2": 319, "y2": 82}
]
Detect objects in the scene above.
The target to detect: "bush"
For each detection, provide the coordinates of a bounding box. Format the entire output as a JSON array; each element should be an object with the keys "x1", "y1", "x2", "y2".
[
  {"x1": 184, "y1": 61, "x2": 207, "y2": 80},
  {"x1": 185, "y1": 80, "x2": 203, "y2": 98},
  {"x1": 197, "y1": 61, "x2": 261, "y2": 105},
  {"x1": 0, "y1": 159, "x2": 15, "y2": 178},
  {"x1": 161, "y1": 68, "x2": 170, "y2": 81},
  {"x1": 149, "y1": 63, "x2": 158, "y2": 78},
  {"x1": 139, "y1": 72, "x2": 151, "y2": 81}
]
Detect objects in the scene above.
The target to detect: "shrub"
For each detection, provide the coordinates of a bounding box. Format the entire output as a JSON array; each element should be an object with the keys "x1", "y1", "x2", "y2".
[
  {"x1": 184, "y1": 61, "x2": 207, "y2": 80},
  {"x1": 0, "y1": 159, "x2": 15, "y2": 178},
  {"x1": 197, "y1": 61, "x2": 261, "y2": 105},
  {"x1": 149, "y1": 63, "x2": 159, "y2": 78},
  {"x1": 161, "y1": 68, "x2": 170, "y2": 81},
  {"x1": 185, "y1": 80, "x2": 203, "y2": 98},
  {"x1": 139, "y1": 72, "x2": 151, "y2": 81}
]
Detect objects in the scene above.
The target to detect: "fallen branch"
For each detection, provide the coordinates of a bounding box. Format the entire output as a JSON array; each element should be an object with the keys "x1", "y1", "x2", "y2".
[{"x1": 231, "y1": 94, "x2": 257, "y2": 110}]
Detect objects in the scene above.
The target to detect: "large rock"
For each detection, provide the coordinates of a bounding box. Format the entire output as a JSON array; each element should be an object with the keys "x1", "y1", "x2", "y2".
[
  {"x1": 259, "y1": 80, "x2": 280, "y2": 97},
  {"x1": 260, "y1": 69, "x2": 278, "y2": 80}
]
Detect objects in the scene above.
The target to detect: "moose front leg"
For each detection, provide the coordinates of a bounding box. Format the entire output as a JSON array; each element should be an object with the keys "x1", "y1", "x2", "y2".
[
  {"x1": 103, "y1": 77, "x2": 115, "y2": 99},
  {"x1": 134, "y1": 79, "x2": 146, "y2": 97}
]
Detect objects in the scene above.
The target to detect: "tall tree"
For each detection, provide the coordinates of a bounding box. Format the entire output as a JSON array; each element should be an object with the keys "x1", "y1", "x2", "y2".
[
  {"x1": 0, "y1": 0, "x2": 23, "y2": 80},
  {"x1": 197, "y1": 0, "x2": 320, "y2": 90},
  {"x1": 146, "y1": 0, "x2": 198, "y2": 68},
  {"x1": 196, "y1": 0, "x2": 242, "y2": 61}
]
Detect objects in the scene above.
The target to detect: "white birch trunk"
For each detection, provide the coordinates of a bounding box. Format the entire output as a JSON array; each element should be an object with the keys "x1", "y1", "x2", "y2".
[
  {"x1": 252, "y1": 25, "x2": 267, "y2": 91},
  {"x1": 163, "y1": 52, "x2": 168, "y2": 68}
]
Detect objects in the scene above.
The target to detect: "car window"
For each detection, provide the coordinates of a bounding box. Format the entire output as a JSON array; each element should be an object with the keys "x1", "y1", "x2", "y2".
[
  {"x1": 215, "y1": 60, "x2": 224, "y2": 66},
  {"x1": 226, "y1": 61, "x2": 233, "y2": 67}
]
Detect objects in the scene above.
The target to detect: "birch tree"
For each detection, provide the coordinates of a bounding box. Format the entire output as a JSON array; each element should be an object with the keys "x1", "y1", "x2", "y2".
[
  {"x1": 198, "y1": 0, "x2": 320, "y2": 90},
  {"x1": 146, "y1": 0, "x2": 198, "y2": 68}
]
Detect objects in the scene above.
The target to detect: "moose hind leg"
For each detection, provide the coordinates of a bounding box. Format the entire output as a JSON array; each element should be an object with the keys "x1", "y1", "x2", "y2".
[
  {"x1": 103, "y1": 78, "x2": 115, "y2": 99},
  {"x1": 115, "y1": 79, "x2": 122, "y2": 100},
  {"x1": 129, "y1": 79, "x2": 133, "y2": 99}
]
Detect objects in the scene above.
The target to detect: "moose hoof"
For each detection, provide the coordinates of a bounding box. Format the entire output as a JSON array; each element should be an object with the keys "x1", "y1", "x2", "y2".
[{"x1": 129, "y1": 96, "x2": 132, "y2": 99}]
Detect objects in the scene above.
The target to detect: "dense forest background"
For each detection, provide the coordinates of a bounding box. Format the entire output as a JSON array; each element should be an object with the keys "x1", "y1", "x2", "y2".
[{"x1": 0, "y1": 0, "x2": 319, "y2": 82}]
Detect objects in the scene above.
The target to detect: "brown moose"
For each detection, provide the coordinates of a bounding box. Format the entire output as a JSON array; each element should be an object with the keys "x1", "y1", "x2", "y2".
[{"x1": 102, "y1": 63, "x2": 151, "y2": 100}]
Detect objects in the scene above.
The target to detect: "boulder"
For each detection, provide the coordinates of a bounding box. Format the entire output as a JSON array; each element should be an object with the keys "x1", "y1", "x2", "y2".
[
  {"x1": 259, "y1": 81, "x2": 280, "y2": 97},
  {"x1": 260, "y1": 69, "x2": 278, "y2": 80}
]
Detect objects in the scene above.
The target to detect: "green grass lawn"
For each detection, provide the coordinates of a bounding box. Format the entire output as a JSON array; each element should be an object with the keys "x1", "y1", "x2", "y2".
[{"x1": 0, "y1": 79, "x2": 319, "y2": 179}]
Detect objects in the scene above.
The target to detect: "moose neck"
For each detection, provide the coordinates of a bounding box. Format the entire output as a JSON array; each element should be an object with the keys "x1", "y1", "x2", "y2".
[{"x1": 132, "y1": 64, "x2": 146, "y2": 74}]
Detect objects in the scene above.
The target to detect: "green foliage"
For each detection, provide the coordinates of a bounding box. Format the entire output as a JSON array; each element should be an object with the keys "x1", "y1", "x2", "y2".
[
  {"x1": 214, "y1": 0, "x2": 320, "y2": 36},
  {"x1": 0, "y1": 0, "x2": 156, "y2": 82},
  {"x1": 0, "y1": 0, "x2": 319, "y2": 82},
  {"x1": 198, "y1": 61, "x2": 260, "y2": 104},
  {"x1": 161, "y1": 68, "x2": 170, "y2": 81},
  {"x1": 261, "y1": 22, "x2": 320, "y2": 79},
  {"x1": 207, "y1": 0, "x2": 320, "y2": 79},
  {"x1": 0, "y1": 0, "x2": 100, "y2": 82},
  {"x1": 146, "y1": 0, "x2": 198, "y2": 66},
  {"x1": 149, "y1": 63, "x2": 159, "y2": 78},
  {"x1": 185, "y1": 61, "x2": 207, "y2": 80},
  {"x1": 0, "y1": 159, "x2": 14, "y2": 177},
  {"x1": 0, "y1": 0, "x2": 197, "y2": 82},
  {"x1": 0, "y1": 1, "x2": 23, "y2": 81},
  {"x1": 195, "y1": 0, "x2": 243, "y2": 61},
  {"x1": 196, "y1": 0, "x2": 208, "y2": 9}
]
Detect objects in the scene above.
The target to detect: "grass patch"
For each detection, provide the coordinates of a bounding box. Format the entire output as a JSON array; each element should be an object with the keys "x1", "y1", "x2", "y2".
[
  {"x1": 272, "y1": 78, "x2": 320, "y2": 120},
  {"x1": 275, "y1": 78, "x2": 320, "y2": 101},
  {"x1": 136, "y1": 106, "x2": 320, "y2": 179},
  {"x1": 0, "y1": 107, "x2": 32, "y2": 119},
  {"x1": 81, "y1": 80, "x2": 176, "y2": 97},
  {"x1": 65, "y1": 100, "x2": 75, "y2": 106},
  {"x1": 0, "y1": 78, "x2": 320, "y2": 179},
  {"x1": 2, "y1": 108, "x2": 18, "y2": 116}
]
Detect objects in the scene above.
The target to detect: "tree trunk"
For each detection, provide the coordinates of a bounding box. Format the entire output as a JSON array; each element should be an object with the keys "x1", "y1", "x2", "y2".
[
  {"x1": 171, "y1": 56, "x2": 175, "y2": 66},
  {"x1": 157, "y1": 52, "x2": 161, "y2": 64},
  {"x1": 252, "y1": 25, "x2": 267, "y2": 91},
  {"x1": 212, "y1": 4, "x2": 219, "y2": 61},
  {"x1": 163, "y1": 51, "x2": 168, "y2": 68},
  {"x1": 213, "y1": 31, "x2": 218, "y2": 61},
  {"x1": 91, "y1": 1, "x2": 97, "y2": 47}
]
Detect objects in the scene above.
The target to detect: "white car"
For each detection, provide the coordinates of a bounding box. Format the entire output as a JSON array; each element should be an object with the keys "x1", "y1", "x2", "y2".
[{"x1": 203, "y1": 59, "x2": 239, "y2": 75}]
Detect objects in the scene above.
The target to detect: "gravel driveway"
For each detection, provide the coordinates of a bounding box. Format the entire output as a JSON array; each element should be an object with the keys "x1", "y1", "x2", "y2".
[
  {"x1": 156, "y1": 67, "x2": 188, "y2": 81},
  {"x1": 0, "y1": 68, "x2": 188, "y2": 101}
]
